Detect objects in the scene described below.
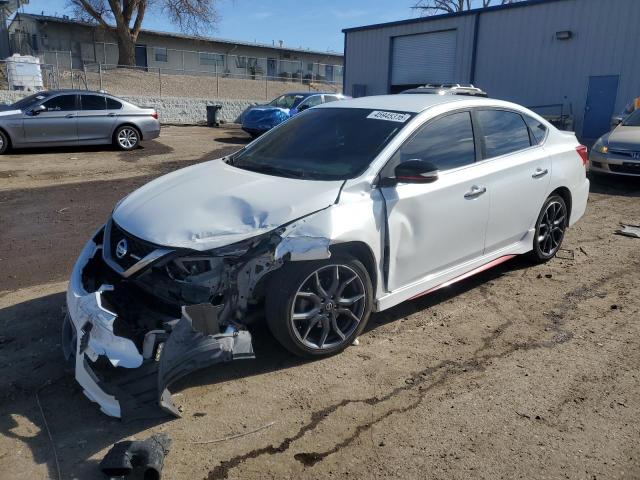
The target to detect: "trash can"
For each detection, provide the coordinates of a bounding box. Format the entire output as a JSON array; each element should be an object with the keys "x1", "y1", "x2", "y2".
[{"x1": 206, "y1": 104, "x2": 223, "y2": 127}]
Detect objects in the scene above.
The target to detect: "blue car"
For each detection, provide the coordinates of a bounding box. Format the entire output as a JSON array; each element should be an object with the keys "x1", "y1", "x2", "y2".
[{"x1": 241, "y1": 92, "x2": 347, "y2": 137}]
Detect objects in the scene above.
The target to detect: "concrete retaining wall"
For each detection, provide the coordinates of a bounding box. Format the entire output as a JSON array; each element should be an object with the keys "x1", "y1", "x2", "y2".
[{"x1": 0, "y1": 90, "x2": 259, "y2": 125}]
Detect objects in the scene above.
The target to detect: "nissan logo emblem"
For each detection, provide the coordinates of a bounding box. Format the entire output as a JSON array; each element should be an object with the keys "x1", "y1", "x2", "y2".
[{"x1": 115, "y1": 238, "x2": 128, "y2": 259}]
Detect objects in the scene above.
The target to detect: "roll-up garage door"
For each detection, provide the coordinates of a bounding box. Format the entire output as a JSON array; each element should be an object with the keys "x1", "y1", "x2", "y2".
[{"x1": 391, "y1": 30, "x2": 457, "y2": 88}]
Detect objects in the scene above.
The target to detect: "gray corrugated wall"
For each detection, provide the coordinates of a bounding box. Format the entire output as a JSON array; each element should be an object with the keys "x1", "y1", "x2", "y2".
[
  {"x1": 344, "y1": 14, "x2": 476, "y2": 96},
  {"x1": 474, "y1": 0, "x2": 640, "y2": 136},
  {"x1": 344, "y1": 0, "x2": 640, "y2": 138}
]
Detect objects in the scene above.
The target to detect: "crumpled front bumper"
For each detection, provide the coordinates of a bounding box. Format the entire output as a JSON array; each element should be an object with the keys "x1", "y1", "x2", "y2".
[{"x1": 64, "y1": 234, "x2": 254, "y2": 420}]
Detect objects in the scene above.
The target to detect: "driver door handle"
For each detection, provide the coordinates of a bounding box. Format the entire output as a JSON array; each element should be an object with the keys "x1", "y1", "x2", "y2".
[
  {"x1": 65, "y1": 113, "x2": 75, "y2": 118},
  {"x1": 464, "y1": 185, "x2": 487, "y2": 199},
  {"x1": 532, "y1": 168, "x2": 549, "y2": 179}
]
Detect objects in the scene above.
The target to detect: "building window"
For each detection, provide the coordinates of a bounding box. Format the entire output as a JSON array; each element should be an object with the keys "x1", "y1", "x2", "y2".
[
  {"x1": 199, "y1": 52, "x2": 224, "y2": 66},
  {"x1": 154, "y1": 47, "x2": 168, "y2": 62}
]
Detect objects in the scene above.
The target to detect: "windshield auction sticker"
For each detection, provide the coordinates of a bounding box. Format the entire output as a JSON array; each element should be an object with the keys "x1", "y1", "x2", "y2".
[{"x1": 367, "y1": 111, "x2": 411, "y2": 123}]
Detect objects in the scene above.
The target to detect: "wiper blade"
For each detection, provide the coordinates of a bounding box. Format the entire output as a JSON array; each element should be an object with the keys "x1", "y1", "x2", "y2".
[{"x1": 235, "y1": 163, "x2": 306, "y2": 179}]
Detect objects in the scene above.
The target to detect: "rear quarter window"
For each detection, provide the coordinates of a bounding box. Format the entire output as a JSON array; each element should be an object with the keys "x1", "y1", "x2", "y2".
[
  {"x1": 523, "y1": 115, "x2": 548, "y2": 144},
  {"x1": 106, "y1": 98, "x2": 123, "y2": 110}
]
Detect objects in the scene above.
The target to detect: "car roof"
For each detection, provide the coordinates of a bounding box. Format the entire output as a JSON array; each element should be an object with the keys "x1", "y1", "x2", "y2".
[
  {"x1": 281, "y1": 92, "x2": 342, "y2": 97},
  {"x1": 317, "y1": 94, "x2": 467, "y2": 113},
  {"x1": 37, "y1": 89, "x2": 120, "y2": 97},
  {"x1": 317, "y1": 94, "x2": 523, "y2": 114}
]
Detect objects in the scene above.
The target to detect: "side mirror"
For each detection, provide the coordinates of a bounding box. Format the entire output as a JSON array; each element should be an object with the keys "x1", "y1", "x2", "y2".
[
  {"x1": 611, "y1": 116, "x2": 623, "y2": 128},
  {"x1": 393, "y1": 159, "x2": 439, "y2": 184},
  {"x1": 29, "y1": 104, "x2": 46, "y2": 116}
]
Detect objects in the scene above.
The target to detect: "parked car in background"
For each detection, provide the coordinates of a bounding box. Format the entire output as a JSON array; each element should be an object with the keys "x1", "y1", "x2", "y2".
[
  {"x1": 64, "y1": 94, "x2": 588, "y2": 418},
  {"x1": 401, "y1": 83, "x2": 488, "y2": 97},
  {"x1": 0, "y1": 89, "x2": 160, "y2": 153},
  {"x1": 610, "y1": 96, "x2": 640, "y2": 129},
  {"x1": 241, "y1": 92, "x2": 348, "y2": 137},
  {"x1": 590, "y1": 108, "x2": 640, "y2": 176}
]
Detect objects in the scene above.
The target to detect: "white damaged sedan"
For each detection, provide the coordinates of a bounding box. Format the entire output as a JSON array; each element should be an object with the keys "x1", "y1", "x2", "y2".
[{"x1": 64, "y1": 94, "x2": 590, "y2": 418}]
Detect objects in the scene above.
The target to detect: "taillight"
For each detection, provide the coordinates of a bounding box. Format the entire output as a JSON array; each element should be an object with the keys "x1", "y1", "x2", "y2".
[
  {"x1": 575, "y1": 145, "x2": 588, "y2": 166},
  {"x1": 151, "y1": 111, "x2": 158, "y2": 120}
]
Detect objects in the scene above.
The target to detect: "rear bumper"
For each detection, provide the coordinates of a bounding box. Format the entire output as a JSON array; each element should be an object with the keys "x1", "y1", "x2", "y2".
[
  {"x1": 64, "y1": 230, "x2": 254, "y2": 419},
  {"x1": 569, "y1": 177, "x2": 590, "y2": 227},
  {"x1": 140, "y1": 122, "x2": 161, "y2": 141}
]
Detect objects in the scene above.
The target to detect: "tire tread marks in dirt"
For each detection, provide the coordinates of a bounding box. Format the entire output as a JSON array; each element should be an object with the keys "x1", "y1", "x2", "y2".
[{"x1": 206, "y1": 262, "x2": 639, "y2": 479}]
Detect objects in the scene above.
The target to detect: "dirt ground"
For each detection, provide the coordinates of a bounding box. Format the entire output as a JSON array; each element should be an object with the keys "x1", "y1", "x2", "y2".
[{"x1": 0, "y1": 126, "x2": 639, "y2": 480}]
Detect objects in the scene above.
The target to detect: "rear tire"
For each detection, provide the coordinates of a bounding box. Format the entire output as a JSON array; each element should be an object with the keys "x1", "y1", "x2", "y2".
[
  {"x1": 0, "y1": 130, "x2": 9, "y2": 154},
  {"x1": 528, "y1": 194, "x2": 568, "y2": 263},
  {"x1": 265, "y1": 255, "x2": 373, "y2": 358},
  {"x1": 114, "y1": 125, "x2": 140, "y2": 151}
]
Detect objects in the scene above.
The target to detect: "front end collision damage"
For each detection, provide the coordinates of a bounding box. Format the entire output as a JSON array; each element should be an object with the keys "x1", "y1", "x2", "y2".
[{"x1": 64, "y1": 216, "x2": 334, "y2": 419}]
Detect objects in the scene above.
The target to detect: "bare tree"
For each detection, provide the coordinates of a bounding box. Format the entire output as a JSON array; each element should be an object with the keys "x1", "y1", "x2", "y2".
[
  {"x1": 413, "y1": 0, "x2": 523, "y2": 15},
  {"x1": 69, "y1": 0, "x2": 219, "y2": 66}
]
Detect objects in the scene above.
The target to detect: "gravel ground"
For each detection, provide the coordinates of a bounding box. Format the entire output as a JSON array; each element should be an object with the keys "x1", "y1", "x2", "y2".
[{"x1": 0, "y1": 126, "x2": 639, "y2": 480}]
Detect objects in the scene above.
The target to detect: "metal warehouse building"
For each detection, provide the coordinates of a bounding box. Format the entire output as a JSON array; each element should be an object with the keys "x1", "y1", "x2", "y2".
[{"x1": 342, "y1": 0, "x2": 640, "y2": 142}]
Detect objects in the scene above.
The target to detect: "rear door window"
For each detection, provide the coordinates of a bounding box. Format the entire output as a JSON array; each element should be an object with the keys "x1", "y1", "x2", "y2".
[
  {"x1": 42, "y1": 94, "x2": 77, "y2": 112},
  {"x1": 477, "y1": 110, "x2": 531, "y2": 158},
  {"x1": 80, "y1": 94, "x2": 107, "y2": 110}
]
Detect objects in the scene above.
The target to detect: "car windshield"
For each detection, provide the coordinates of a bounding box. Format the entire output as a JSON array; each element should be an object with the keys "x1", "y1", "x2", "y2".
[
  {"x1": 622, "y1": 109, "x2": 640, "y2": 127},
  {"x1": 231, "y1": 108, "x2": 414, "y2": 180},
  {"x1": 269, "y1": 94, "x2": 306, "y2": 109},
  {"x1": 11, "y1": 92, "x2": 49, "y2": 110}
]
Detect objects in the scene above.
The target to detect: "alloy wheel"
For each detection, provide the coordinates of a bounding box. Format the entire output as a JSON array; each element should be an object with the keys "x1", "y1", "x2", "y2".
[
  {"x1": 290, "y1": 264, "x2": 366, "y2": 350},
  {"x1": 117, "y1": 127, "x2": 138, "y2": 149},
  {"x1": 537, "y1": 200, "x2": 566, "y2": 256}
]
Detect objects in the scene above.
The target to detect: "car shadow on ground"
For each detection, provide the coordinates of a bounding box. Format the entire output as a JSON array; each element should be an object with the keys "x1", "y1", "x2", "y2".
[
  {"x1": 215, "y1": 135, "x2": 252, "y2": 145},
  {"x1": 588, "y1": 172, "x2": 640, "y2": 197},
  {"x1": 0, "y1": 255, "x2": 531, "y2": 479},
  {"x1": 4, "y1": 141, "x2": 174, "y2": 163}
]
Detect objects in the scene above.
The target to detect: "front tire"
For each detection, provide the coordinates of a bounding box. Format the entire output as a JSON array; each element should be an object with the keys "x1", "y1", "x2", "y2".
[
  {"x1": 529, "y1": 194, "x2": 568, "y2": 263},
  {"x1": 114, "y1": 125, "x2": 140, "y2": 151},
  {"x1": 265, "y1": 255, "x2": 373, "y2": 358}
]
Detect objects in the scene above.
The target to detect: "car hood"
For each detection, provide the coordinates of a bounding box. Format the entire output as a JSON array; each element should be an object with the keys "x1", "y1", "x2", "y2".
[
  {"x1": 608, "y1": 126, "x2": 640, "y2": 150},
  {"x1": 112, "y1": 159, "x2": 343, "y2": 251}
]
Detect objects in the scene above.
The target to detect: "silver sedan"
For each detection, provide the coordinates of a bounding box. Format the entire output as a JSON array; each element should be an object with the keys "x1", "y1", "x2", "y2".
[
  {"x1": 0, "y1": 89, "x2": 160, "y2": 153},
  {"x1": 590, "y1": 108, "x2": 640, "y2": 176}
]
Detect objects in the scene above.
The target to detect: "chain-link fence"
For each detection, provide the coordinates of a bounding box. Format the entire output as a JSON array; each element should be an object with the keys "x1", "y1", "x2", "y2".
[{"x1": 18, "y1": 46, "x2": 343, "y2": 101}]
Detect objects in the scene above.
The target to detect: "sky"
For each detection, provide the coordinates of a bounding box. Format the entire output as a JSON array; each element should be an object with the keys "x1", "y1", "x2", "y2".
[{"x1": 19, "y1": 0, "x2": 424, "y2": 53}]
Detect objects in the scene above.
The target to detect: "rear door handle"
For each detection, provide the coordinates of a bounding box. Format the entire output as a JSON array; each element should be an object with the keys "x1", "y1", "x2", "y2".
[
  {"x1": 65, "y1": 114, "x2": 75, "y2": 118},
  {"x1": 532, "y1": 168, "x2": 549, "y2": 179},
  {"x1": 464, "y1": 185, "x2": 487, "y2": 199},
  {"x1": 108, "y1": 113, "x2": 116, "y2": 117}
]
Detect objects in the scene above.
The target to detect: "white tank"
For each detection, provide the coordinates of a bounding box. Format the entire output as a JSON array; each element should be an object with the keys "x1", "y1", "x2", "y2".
[{"x1": 5, "y1": 54, "x2": 44, "y2": 91}]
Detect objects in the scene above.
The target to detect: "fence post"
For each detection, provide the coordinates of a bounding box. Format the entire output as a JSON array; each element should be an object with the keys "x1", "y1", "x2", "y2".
[
  {"x1": 99, "y1": 63, "x2": 103, "y2": 91},
  {"x1": 265, "y1": 72, "x2": 268, "y2": 100},
  {"x1": 158, "y1": 67, "x2": 162, "y2": 97},
  {"x1": 215, "y1": 62, "x2": 219, "y2": 96}
]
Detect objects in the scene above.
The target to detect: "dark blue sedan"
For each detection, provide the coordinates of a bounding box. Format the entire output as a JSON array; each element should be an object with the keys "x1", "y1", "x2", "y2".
[{"x1": 241, "y1": 92, "x2": 347, "y2": 137}]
